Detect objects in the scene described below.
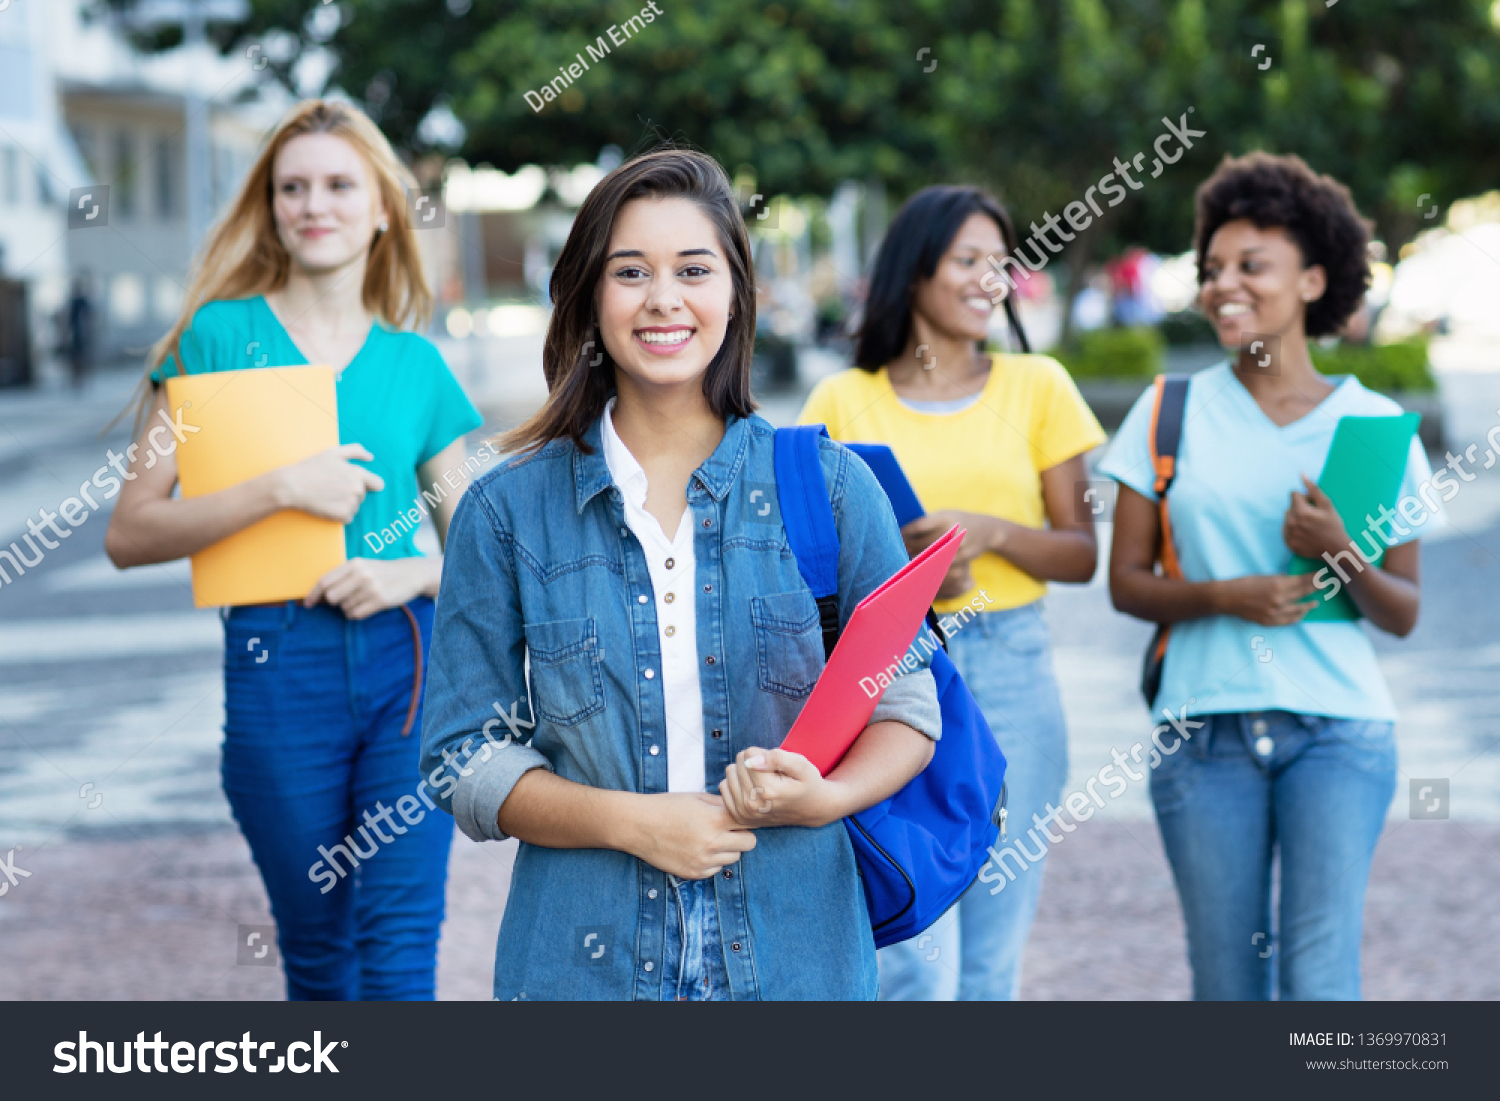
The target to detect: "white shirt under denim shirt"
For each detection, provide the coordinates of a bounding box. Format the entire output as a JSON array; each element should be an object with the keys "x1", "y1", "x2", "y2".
[
  {"x1": 600, "y1": 397, "x2": 708, "y2": 794},
  {"x1": 421, "y1": 408, "x2": 941, "y2": 1000}
]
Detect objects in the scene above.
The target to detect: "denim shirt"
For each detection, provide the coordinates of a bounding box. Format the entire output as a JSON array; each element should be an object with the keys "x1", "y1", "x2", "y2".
[{"x1": 419, "y1": 411, "x2": 940, "y2": 1001}]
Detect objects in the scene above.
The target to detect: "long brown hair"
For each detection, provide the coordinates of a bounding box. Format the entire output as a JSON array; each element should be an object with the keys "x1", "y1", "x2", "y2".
[
  {"x1": 128, "y1": 99, "x2": 431, "y2": 424},
  {"x1": 499, "y1": 147, "x2": 758, "y2": 457}
]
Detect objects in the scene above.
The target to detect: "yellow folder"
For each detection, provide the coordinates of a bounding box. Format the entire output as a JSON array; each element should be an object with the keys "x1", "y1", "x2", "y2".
[{"x1": 165, "y1": 365, "x2": 346, "y2": 608}]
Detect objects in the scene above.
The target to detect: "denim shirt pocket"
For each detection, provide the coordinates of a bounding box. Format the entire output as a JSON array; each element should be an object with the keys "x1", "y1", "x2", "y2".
[
  {"x1": 749, "y1": 590, "x2": 824, "y2": 700},
  {"x1": 524, "y1": 617, "x2": 605, "y2": 725}
]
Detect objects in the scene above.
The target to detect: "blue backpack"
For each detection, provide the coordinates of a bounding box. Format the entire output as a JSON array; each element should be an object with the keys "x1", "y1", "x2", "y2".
[{"x1": 773, "y1": 425, "x2": 1009, "y2": 949}]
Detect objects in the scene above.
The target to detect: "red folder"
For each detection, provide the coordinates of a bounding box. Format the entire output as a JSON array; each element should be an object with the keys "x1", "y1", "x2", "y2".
[{"x1": 780, "y1": 525, "x2": 965, "y2": 775}]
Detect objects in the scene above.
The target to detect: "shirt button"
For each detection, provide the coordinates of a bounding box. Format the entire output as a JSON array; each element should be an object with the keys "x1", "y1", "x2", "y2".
[
  {"x1": 637, "y1": 594, "x2": 648, "y2": 604},
  {"x1": 665, "y1": 557, "x2": 675, "y2": 569},
  {"x1": 703, "y1": 518, "x2": 713, "y2": 528},
  {"x1": 644, "y1": 961, "x2": 654, "y2": 972},
  {"x1": 664, "y1": 593, "x2": 675, "y2": 604},
  {"x1": 712, "y1": 729, "x2": 722, "y2": 739},
  {"x1": 649, "y1": 745, "x2": 660, "y2": 756},
  {"x1": 723, "y1": 869, "x2": 733, "y2": 879},
  {"x1": 665, "y1": 626, "x2": 676, "y2": 637},
  {"x1": 1255, "y1": 736, "x2": 1274, "y2": 757},
  {"x1": 703, "y1": 584, "x2": 712, "y2": 593},
  {"x1": 648, "y1": 888, "x2": 658, "y2": 899},
  {"x1": 1251, "y1": 718, "x2": 1269, "y2": 737},
  {"x1": 731, "y1": 942, "x2": 742, "y2": 952},
  {"x1": 706, "y1": 655, "x2": 716, "y2": 665},
  {"x1": 644, "y1": 668, "x2": 655, "y2": 679}
]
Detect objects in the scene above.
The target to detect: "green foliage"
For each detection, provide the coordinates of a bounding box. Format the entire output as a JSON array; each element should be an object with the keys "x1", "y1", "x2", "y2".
[
  {"x1": 193, "y1": 1, "x2": 1500, "y2": 259},
  {"x1": 1158, "y1": 310, "x2": 1218, "y2": 346},
  {"x1": 1053, "y1": 326, "x2": 1166, "y2": 379},
  {"x1": 1310, "y1": 338, "x2": 1434, "y2": 392}
]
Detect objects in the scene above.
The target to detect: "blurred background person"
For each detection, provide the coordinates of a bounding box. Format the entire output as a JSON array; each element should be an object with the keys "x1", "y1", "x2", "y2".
[
  {"x1": 66, "y1": 274, "x2": 94, "y2": 391},
  {"x1": 798, "y1": 185, "x2": 1105, "y2": 1000},
  {"x1": 103, "y1": 100, "x2": 482, "y2": 1001},
  {"x1": 1100, "y1": 152, "x2": 1441, "y2": 1000}
]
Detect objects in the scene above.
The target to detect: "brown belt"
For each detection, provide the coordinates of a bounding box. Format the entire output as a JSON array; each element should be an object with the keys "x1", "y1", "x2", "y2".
[{"x1": 398, "y1": 603, "x2": 424, "y2": 737}]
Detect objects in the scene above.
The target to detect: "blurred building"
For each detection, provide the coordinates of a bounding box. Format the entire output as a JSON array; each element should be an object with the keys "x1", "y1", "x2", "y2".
[
  {"x1": 57, "y1": 0, "x2": 289, "y2": 368},
  {"x1": 0, "y1": 0, "x2": 87, "y2": 386}
]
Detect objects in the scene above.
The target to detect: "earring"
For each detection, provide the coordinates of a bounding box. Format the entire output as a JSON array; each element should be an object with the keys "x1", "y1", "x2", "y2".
[{"x1": 377, "y1": 220, "x2": 390, "y2": 234}]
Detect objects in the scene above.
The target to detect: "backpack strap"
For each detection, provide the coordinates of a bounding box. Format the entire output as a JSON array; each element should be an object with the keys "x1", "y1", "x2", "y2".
[
  {"x1": 773, "y1": 425, "x2": 843, "y2": 659},
  {"x1": 1147, "y1": 374, "x2": 1190, "y2": 582}
]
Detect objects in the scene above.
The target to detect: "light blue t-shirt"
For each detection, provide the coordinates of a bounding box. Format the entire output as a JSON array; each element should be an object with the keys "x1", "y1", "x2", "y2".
[{"x1": 1097, "y1": 362, "x2": 1443, "y2": 722}]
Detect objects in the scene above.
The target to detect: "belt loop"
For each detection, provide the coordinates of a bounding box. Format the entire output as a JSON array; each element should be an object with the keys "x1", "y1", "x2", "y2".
[{"x1": 281, "y1": 599, "x2": 300, "y2": 630}]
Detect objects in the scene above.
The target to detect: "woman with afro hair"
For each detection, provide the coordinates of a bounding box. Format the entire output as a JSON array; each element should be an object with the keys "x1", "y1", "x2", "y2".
[{"x1": 1097, "y1": 152, "x2": 1442, "y2": 1000}]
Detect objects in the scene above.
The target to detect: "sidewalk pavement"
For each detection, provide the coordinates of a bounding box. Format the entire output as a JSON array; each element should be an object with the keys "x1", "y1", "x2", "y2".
[{"x1": 0, "y1": 362, "x2": 1495, "y2": 1000}]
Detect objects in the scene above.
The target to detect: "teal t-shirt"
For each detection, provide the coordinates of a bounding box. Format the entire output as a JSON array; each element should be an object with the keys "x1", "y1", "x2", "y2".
[
  {"x1": 1097, "y1": 363, "x2": 1444, "y2": 722},
  {"x1": 154, "y1": 295, "x2": 484, "y2": 560}
]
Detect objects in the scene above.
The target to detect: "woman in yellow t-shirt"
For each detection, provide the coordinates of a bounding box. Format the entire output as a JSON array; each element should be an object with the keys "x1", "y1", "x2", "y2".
[{"x1": 798, "y1": 185, "x2": 1105, "y2": 1001}]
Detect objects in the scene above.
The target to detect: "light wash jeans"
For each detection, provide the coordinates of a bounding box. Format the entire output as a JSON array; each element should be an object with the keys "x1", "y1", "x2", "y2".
[
  {"x1": 878, "y1": 601, "x2": 1068, "y2": 1001},
  {"x1": 1150, "y1": 710, "x2": 1395, "y2": 1000},
  {"x1": 660, "y1": 875, "x2": 733, "y2": 1001}
]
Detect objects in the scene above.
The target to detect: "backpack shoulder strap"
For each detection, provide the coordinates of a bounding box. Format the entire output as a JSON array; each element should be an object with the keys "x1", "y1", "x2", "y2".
[
  {"x1": 1147, "y1": 374, "x2": 1190, "y2": 580},
  {"x1": 773, "y1": 425, "x2": 842, "y2": 659}
]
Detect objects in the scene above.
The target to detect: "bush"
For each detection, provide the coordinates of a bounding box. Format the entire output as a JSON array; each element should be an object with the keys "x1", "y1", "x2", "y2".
[
  {"x1": 1157, "y1": 310, "x2": 1218, "y2": 346},
  {"x1": 1309, "y1": 337, "x2": 1434, "y2": 393},
  {"x1": 1053, "y1": 326, "x2": 1165, "y2": 379}
]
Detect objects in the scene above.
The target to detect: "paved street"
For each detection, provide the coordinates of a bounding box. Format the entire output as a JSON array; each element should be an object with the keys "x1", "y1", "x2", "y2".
[{"x1": 0, "y1": 356, "x2": 1496, "y2": 1000}]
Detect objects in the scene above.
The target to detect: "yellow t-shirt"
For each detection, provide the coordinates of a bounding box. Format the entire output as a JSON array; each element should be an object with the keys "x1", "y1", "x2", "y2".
[{"x1": 797, "y1": 353, "x2": 1106, "y2": 613}]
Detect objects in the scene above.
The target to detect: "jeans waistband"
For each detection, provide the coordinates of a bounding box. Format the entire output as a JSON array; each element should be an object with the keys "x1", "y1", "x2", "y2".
[{"x1": 223, "y1": 598, "x2": 430, "y2": 736}]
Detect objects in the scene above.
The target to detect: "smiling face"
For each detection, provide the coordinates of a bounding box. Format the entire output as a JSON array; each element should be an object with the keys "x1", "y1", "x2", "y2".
[
  {"x1": 595, "y1": 196, "x2": 735, "y2": 395},
  {"x1": 271, "y1": 132, "x2": 387, "y2": 276},
  {"x1": 910, "y1": 212, "x2": 1004, "y2": 344},
  {"x1": 1198, "y1": 218, "x2": 1326, "y2": 349}
]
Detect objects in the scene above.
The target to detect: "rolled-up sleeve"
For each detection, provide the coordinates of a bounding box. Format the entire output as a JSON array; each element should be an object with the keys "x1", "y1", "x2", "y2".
[
  {"x1": 420, "y1": 481, "x2": 552, "y2": 843},
  {"x1": 870, "y1": 667, "x2": 942, "y2": 741},
  {"x1": 451, "y1": 737, "x2": 553, "y2": 842}
]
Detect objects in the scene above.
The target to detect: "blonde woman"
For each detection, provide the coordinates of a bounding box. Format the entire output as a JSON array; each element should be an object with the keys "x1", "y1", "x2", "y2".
[{"x1": 105, "y1": 100, "x2": 481, "y2": 1000}]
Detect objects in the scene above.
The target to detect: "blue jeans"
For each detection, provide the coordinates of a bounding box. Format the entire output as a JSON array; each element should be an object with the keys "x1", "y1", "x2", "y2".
[
  {"x1": 878, "y1": 602, "x2": 1069, "y2": 1001},
  {"x1": 660, "y1": 876, "x2": 733, "y2": 1001},
  {"x1": 1150, "y1": 710, "x2": 1395, "y2": 1000},
  {"x1": 221, "y1": 597, "x2": 453, "y2": 1000}
]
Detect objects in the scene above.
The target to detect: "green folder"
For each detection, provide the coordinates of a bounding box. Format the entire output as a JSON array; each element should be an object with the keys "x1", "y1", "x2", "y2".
[{"x1": 1289, "y1": 412, "x2": 1419, "y2": 621}]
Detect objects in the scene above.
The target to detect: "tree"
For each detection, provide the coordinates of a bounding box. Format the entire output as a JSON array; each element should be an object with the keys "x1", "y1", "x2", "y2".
[{"x1": 122, "y1": 1, "x2": 1500, "y2": 271}]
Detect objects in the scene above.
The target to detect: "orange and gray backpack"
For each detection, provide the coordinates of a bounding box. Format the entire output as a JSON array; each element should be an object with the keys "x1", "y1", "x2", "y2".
[{"x1": 1140, "y1": 374, "x2": 1190, "y2": 706}]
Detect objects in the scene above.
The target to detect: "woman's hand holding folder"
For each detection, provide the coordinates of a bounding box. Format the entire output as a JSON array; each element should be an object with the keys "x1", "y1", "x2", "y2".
[{"x1": 275, "y1": 442, "x2": 385, "y2": 522}]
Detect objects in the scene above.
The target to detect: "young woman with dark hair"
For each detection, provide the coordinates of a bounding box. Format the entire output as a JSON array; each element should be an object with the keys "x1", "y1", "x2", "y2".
[
  {"x1": 420, "y1": 148, "x2": 942, "y2": 1001},
  {"x1": 798, "y1": 185, "x2": 1106, "y2": 1000},
  {"x1": 1099, "y1": 152, "x2": 1441, "y2": 1000},
  {"x1": 104, "y1": 100, "x2": 483, "y2": 1000}
]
